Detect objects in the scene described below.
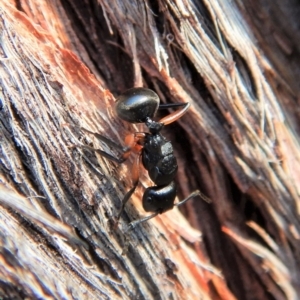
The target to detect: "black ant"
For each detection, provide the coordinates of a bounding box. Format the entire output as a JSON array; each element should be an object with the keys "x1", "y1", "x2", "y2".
[{"x1": 78, "y1": 87, "x2": 210, "y2": 230}]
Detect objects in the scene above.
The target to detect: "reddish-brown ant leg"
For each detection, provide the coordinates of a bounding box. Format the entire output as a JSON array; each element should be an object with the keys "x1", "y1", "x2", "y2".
[
  {"x1": 122, "y1": 132, "x2": 145, "y2": 159},
  {"x1": 158, "y1": 102, "x2": 190, "y2": 125},
  {"x1": 121, "y1": 133, "x2": 135, "y2": 160},
  {"x1": 75, "y1": 130, "x2": 145, "y2": 164}
]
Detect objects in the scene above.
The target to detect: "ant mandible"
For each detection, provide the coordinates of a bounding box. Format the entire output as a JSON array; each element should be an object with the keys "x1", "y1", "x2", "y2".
[{"x1": 79, "y1": 87, "x2": 209, "y2": 230}]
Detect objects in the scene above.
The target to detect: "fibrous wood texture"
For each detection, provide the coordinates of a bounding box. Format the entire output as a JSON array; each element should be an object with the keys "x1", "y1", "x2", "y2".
[{"x1": 0, "y1": 1, "x2": 299, "y2": 299}]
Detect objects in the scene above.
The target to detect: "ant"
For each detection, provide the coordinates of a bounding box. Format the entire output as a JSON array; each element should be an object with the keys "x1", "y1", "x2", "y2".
[{"x1": 78, "y1": 87, "x2": 210, "y2": 230}]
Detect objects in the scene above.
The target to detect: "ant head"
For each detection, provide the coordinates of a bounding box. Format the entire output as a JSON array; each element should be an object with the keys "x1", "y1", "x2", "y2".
[
  {"x1": 115, "y1": 88, "x2": 159, "y2": 123},
  {"x1": 142, "y1": 182, "x2": 176, "y2": 213}
]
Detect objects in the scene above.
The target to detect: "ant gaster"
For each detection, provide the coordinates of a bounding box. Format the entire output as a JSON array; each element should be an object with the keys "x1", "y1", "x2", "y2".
[{"x1": 80, "y1": 88, "x2": 209, "y2": 230}]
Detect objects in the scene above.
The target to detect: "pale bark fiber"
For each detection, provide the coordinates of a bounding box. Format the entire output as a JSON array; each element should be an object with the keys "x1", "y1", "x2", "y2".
[{"x1": 0, "y1": 1, "x2": 299, "y2": 300}]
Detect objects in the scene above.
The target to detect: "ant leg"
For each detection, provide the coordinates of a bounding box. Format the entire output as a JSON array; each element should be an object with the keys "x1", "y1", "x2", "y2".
[
  {"x1": 125, "y1": 209, "x2": 171, "y2": 233},
  {"x1": 75, "y1": 129, "x2": 143, "y2": 164},
  {"x1": 125, "y1": 212, "x2": 159, "y2": 232},
  {"x1": 80, "y1": 127, "x2": 127, "y2": 152},
  {"x1": 115, "y1": 153, "x2": 141, "y2": 223},
  {"x1": 158, "y1": 102, "x2": 190, "y2": 125},
  {"x1": 75, "y1": 144, "x2": 126, "y2": 164},
  {"x1": 122, "y1": 132, "x2": 145, "y2": 160},
  {"x1": 174, "y1": 190, "x2": 211, "y2": 208}
]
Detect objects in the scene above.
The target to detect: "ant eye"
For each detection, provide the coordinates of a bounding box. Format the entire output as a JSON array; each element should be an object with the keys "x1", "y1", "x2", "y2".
[
  {"x1": 147, "y1": 196, "x2": 153, "y2": 203},
  {"x1": 143, "y1": 188, "x2": 158, "y2": 212}
]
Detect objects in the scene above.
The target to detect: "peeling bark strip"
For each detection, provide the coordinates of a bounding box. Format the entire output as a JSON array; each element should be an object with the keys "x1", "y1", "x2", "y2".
[{"x1": 0, "y1": 1, "x2": 300, "y2": 299}]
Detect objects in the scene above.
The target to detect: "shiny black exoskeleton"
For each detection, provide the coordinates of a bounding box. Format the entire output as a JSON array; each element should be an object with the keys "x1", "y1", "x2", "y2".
[
  {"x1": 79, "y1": 87, "x2": 206, "y2": 229},
  {"x1": 141, "y1": 120, "x2": 177, "y2": 213}
]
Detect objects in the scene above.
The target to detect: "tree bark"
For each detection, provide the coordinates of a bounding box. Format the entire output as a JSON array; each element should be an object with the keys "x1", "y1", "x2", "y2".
[{"x1": 0, "y1": 1, "x2": 299, "y2": 299}]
